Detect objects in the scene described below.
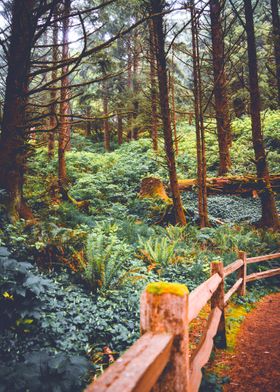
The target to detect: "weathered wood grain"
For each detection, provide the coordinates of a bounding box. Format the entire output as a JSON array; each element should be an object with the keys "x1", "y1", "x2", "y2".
[
  {"x1": 224, "y1": 258, "x2": 243, "y2": 277},
  {"x1": 189, "y1": 307, "x2": 222, "y2": 392},
  {"x1": 140, "y1": 284, "x2": 190, "y2": 392},
  {"x1": 237, "y1": 251, "x2": 247, "y2": 296},
  {"x1": 188, "y1": 273, "x2": 222, "y2": 322},
  {"x1": 85, "y1": 333, "x2": 173, "y2": 392},
  {"x1": 211, "y1": 261, "x2": 226, "y2": 349},
  {"x1": 246, "y1": 267, "x2": 280, "y2": 282},
  {"x1": 246, "y1": 253, "x2": 280, "y2": 264},
  {"x1": 224, "y1": 278, "x2": 243, "y2": 305},
  {"x1": 86, "y1": 251, "x2": 280, "y2": 392}
]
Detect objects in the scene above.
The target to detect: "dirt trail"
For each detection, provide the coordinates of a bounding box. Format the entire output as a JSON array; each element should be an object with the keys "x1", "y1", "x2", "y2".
[{"x1": 224, "y1": 293, "x2": 280, "y2": 391}]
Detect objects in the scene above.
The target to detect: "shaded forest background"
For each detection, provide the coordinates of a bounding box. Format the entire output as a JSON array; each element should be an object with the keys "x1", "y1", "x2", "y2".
[{"x1": 0, "y1": 0, "x2": 279, "y2": 391}]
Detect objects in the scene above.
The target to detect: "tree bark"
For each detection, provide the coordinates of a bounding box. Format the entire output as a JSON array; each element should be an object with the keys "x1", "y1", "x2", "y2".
[
  {"x1": 0, "y1": 0, "x2": 36, "y2": 221},
  {"x1": 103, "y1": 77, "x2": 110, "y2": 151},
  {"x1": 210, "y1": 0, "x2": 231, "y2": 175},
  {"x1": 191, "y1": 3, "x2": 209, "y2": 228},
  {"x1": 151, "y1": 0, "x2": 186, "y2": 226},
  {"x1": 148, "y1": 19, "x2": 158, "y2": 151},
  {"x1": 127, "y1": 38, "x2": 133, "y2": 141},
  {"x1": 117, "y1": 112, "x2": 123, "y2": 145},
  {"x1": 59, "y1": 0, "x2": 71, "y2": 195},
  {"x1": 244, "y1": 0, "x2": 280, "y2": 229},
  {"x1": 171, "y1": 49, "x2": 178, "y2": 155},
  {"x1": 48, "y1": 6, "x2": 59, "y2": 159},
  {"x1": 271, "y1": 0, "x2": 280, "y2": 105},
  {"x1": 132, "y1": 32, "x2": 140, "y2": 140},
  {"x1": 85, "y1": 106, "x2": 92, "y2": 137},
  {"x1": 177, "y1": 174, "x2": 280, "y2": 195}
]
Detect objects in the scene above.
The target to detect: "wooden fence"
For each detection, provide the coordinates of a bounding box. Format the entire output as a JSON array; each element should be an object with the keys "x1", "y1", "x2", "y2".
[{"x1": 85, "y1": 251, "x2": 280, "y2": 392}]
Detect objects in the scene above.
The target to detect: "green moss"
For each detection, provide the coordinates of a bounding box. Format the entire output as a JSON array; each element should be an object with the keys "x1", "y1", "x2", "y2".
[
  {"x1": 225, "y1": 303, "x2": 250, "y2": 350},
  {"x1": 146, "y1": 281, "x2": 189, "y2": 297}
]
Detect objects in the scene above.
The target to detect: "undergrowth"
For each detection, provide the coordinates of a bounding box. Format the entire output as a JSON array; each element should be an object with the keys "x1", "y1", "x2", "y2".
[{"x1": 0, "y1": 113, "x2": 279, "y2": 391}]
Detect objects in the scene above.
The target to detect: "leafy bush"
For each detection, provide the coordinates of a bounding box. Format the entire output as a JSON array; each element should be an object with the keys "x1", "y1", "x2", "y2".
[
  {"x1": 0, "y1": 350, "x2": 91, "y2": 392},
  {"x1": 0, "y1": 247, "x2": 50, "y2": 330},
  {"x1": 177, "y1": 110, "x2": 280, "y2": 177},
  {"x1": 83, "y1": 224, "x2": 142, "y2": 293},
  {"x1": 160, "y1": 260, "x2": 209, "y2": 291},
  {"x1": 2, "y1": 112, "x2": 279, "y2": 392},
  {"x1": 0, "y1": 249, "x2": 93, "y2": 392},
  {"x1": 0, "y1": 221, "x2": 88, "y2": 269}
]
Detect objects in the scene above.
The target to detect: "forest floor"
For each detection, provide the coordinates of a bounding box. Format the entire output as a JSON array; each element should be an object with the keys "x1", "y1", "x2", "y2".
[{"x1": 208, "y1": 293, "x2": 280, "y2": 391}]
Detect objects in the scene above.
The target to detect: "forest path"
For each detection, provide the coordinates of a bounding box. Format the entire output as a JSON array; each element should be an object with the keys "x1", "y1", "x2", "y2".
[{"x1": 224, "y1": 293, "x2": 280, "y2": 391}]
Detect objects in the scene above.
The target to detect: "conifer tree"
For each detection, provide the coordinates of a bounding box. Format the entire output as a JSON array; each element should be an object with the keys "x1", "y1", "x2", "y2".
[
  {"x1": 150, "y1": 0, "x2": 186, "y2": 226},
  {"x1": 210, "y1": 0, "x2": 232, "y2": 175},
  {"x1": 244, "y1": 0, "x2": 280, "y2": 229}
]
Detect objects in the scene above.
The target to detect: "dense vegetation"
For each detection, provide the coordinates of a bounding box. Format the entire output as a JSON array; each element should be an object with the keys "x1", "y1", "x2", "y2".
[
  {"x1": 1, "y1": 114, "x2": 280, "y2": 391},
  {"x1": 0, "y1": 0, "x2": 279, "y2": 391}
]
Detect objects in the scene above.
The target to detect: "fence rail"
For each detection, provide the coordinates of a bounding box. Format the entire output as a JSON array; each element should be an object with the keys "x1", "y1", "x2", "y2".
[{"x1": 85, "y1": 251, "x2": 280, "y2": 392}]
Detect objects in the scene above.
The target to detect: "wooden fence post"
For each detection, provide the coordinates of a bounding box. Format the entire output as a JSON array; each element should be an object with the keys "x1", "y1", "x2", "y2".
[
  {"x1": 210, "y1": 261, "x2": 227, "y2": 349},
  {"x1": 238, "y1": 251, "x2": 247, "y2": 296},
  {"x1": 140, "y1": 282, "x2": 190, "y2": 392}
]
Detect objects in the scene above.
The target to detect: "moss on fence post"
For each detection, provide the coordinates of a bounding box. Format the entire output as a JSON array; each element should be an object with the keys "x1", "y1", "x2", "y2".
[{"x1": 140, "y1": 281, "x2": 190, "y2": 392}]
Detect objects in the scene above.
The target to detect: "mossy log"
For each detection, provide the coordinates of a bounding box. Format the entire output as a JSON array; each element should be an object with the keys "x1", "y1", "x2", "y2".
[
  {"x1": 177, "y1": 175, "x2": 280, "y2": 195},
  {"x1": 140, "y1": 175, "x2": 280, "y2": 199}
]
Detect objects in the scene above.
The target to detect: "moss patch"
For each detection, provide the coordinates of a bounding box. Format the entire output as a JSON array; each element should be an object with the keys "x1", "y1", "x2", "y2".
[
  {"x1": 211, "y1": 260, "x2": 222, "y2": 264},
  {"x1": 225, "y1": 303, "x2": 250, "y2": 350},
  {"x1": 146, "y1": 281, "x2": 189, "y2": 297}
]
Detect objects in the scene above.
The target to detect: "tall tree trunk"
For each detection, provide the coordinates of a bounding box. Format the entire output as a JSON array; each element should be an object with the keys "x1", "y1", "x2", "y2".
[
  {"x1": 48, "y1": 7, "x2": 58, "y2": 159},
  {"x1": 127, "y1": 38, "x2": 133, "y2": 141},
  {"x1": 86, "y1": 106, "x2": 91, "y2": 137},
  {"x1": 127, "y1": 38, "x2": 133, "y2": 90},
  {"x1": 244, "y1": 0, "x2": 280, "y2": 229},
  {"x1": 210, "y1": 0, "x2": 231, "y2": 175},
  {"x1": 271, "y1": 0, "x2": 280, "y2": 105},
  {"x1": 0, "y1": 0, "x2": 35, "y2": 221},
  {"x1": 116, "y1": 71, "x2": 124, "y2": 146},
  {"x1": 58, "y1": 0, "x2": 71, "y2": 196},
  {"x1": 132, "y1": 32, "x2": 140, "y2": 140},
  {"x1": 149, "y1": 19, "x2": 158, "y2": 151},
  {"x1": 151, "y1": 0, "x2": 186, "y2": 226},
  {"x1": 170, "y1": 49, "x2": 178, "y2": 155},
  {"x1": 191, "y1": 2, "x2": 209, "y2": 228},
  {"x1": 103, "y1": 77, "x2": 110, "y2": 151},
  {"x1": 117, "y1": 112, "x2": 123, "y2": 145}
]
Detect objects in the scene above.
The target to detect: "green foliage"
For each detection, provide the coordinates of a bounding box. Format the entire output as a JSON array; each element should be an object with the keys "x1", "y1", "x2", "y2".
[
  {"x1": 177, "y1": 111, "x2": 280, "y2": 177},
  {"x1": 183, "y1": 192, "x2": 280, "y2": 226},
  {"x1": 4, "y1": 112, "x2": 279, "y2": 391},
  {"x1": 200, "y1": 370, "x2": 230, "y2": 392},
  {"x1": 114, "y1": 218, "x2": 157, "y2": 246},
  {"x1": 0, "y1": 351, "x2": 91, "y2": 392},
  {"x1": 0, "y1": 249, "x2": 93, "y2": 391},
  {"x1": 160, "y1": 261, "x2": 209, "y2": 291},
  {"x1": 0, "y1": 221, "x2": 88, "y2": 269},
  {"x1": 230, "y1": 111, "x2": 280, "y2": 174},
  {"x1": 165, "y1": 225, "x2": 186, "y2": 242},
  {"x1": 138, "y1": 236, "x2": 178, "y2": 269},
  {"x1": 0, "y1": 247, "x2": 50, "y2": 330},
  {"x1": 83, "y1": 224, "x2": 141, "y2": 293},
  {"x1": 196, "y1": 226, "x2": 261, "y2": 254}
]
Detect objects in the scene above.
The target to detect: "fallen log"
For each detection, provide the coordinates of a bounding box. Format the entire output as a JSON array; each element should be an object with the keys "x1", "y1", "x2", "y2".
[{"x1": 177, "y1": 175, "x2": 280, "y2": 195}]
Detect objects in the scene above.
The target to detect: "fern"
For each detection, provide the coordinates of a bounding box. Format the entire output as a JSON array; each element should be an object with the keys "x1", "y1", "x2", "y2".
[
  {"x1": 83, "y1": 225, "x2": 141, "y2": 294},
  {"x1": 138, "y1": 236, "x2": 178, "y2": 269}
]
